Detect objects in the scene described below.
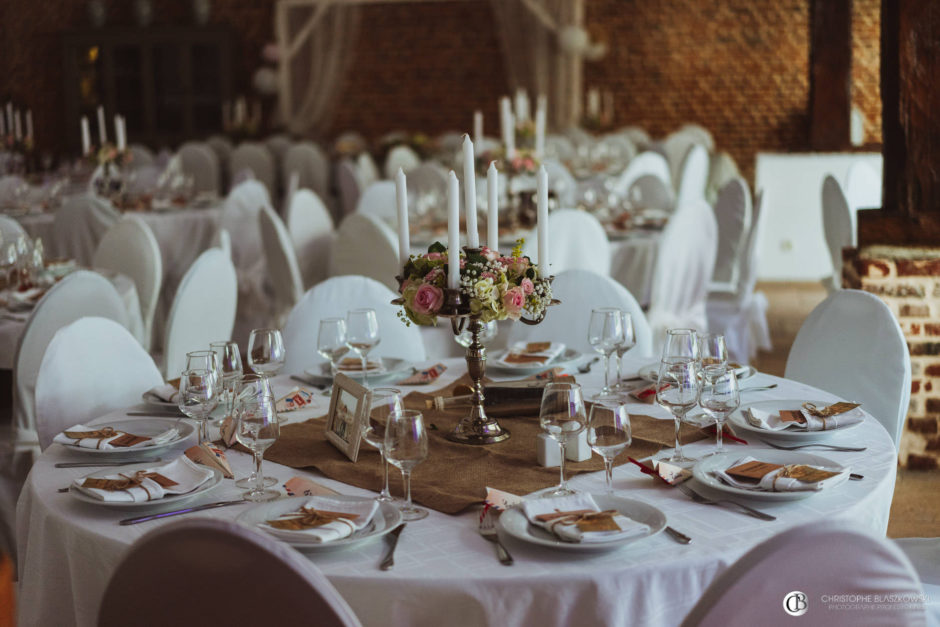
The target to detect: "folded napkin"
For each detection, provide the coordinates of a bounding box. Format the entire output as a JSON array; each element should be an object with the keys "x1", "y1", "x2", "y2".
[
  {"x1": 54, "y1": 423, "x2": 178, "y2": 450},
  {"x1": 73, "y1": 456, "x2": 213, "y2": 502},
  {"x1": 713, "y1": 456, "x2": 850, "y2": 492},
  {"x1": 276, "y1": 388, "x2": 314, "y2": 413},
  {"x1": 262, "y1": 497, "x2": 378, "y2": 543},
  {"x1": 336, "y1": 357, "x2": 385, "y2": 373},
  {"x1": 145, "y1": 383, "x2": 180, "y2": 404},
  {"x1": 499, "y1": 342, "x2": 566, "y2": 366},
  {"x1": 745, "y1": 406, "x2": 864, "y2": 432},
  {"x1": 395, "y1": 363, "x2": 446, "y2": 386},
  {"x1": 522, "y1": 494, "x2": 649, "y2": 543}
]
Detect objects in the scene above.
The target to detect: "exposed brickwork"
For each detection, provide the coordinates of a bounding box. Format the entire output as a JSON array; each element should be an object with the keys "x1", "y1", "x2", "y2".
[{"x1": 852, "y1": 0, "x2": 882, "y2": 144}]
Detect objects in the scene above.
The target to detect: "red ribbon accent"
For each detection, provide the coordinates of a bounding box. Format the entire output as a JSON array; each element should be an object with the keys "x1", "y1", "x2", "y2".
[
  {"x1": 704, "y1": 424, "x2": 748, "y2": 445},
  {"x1": 627, "y1": 457, "x2": 671, "y2": 484}
]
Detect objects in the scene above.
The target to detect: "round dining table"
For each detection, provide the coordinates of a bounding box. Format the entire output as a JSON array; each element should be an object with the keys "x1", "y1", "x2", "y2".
[{"x1": 16, "y1": 354, "x2": 897, "y2": 627}]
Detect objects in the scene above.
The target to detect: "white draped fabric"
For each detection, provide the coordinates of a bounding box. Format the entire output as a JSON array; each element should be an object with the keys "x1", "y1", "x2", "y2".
[{"x1": 821, "y1": 174, "x2": 854, "y2": 291}]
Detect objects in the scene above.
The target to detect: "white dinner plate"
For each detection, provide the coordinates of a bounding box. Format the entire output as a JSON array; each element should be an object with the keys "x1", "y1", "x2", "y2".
[
  {"x1": 237, "y1": 495, "x2": 402, "y2": 551},
  {"x1": 306, "y1": 357, "x2": 415, "y2": 386},
  {"x1": 728, "y1": 399, "x2": 865, "y2": 442},
  {"x1": 488, "y1": 348, "x2": 584, "y2": 375},
  {"x1": 692, "y1": 450, "x2": 849, "y2": 502},
  {"x1": 68, "y1": 460, "x2": 222, "y2": 508},
  {"x1": 498, "y1": 494, "x2": 666, "y2": 552},
  {"x1": 57, "y1": 418, "x2": 193, "y2": 456},
  {"x1": 637, "y1": 361, "x2": 756, "y2": 383}
]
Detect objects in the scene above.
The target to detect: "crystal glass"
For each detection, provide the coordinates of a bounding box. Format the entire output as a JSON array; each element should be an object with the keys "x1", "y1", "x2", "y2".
[
  {"x1": 539, "y1": 382, "x2": 587, "y2": 497},
  {"x1": 588, "y1": 308, "x2": 624, "y2": 396},
  {"x1": 209, "y1": 341, "x2": 242, "y2": 416},
  {"x1": 699, "y1": 333, "x2": 728, "y2": 371},
  {"x1": 656, "y1": 358, "x2": 700, "y2": 465},
  {"x1": 248, "y1": 328, "x2": 286, "y2": 379},
  {"x1": 185, "y1": 350, "x2": 221, "y2": 383},
  {"x1": 700, "y1": 367, "x2": 740, "y2": 456},
  {"x1": 612, "y1": 312, "x2": 636, "y2": 390},
  {"x1": 235, "y1": 394, "x2": 280, "y2": 502},
  {"x1": 234, "y1": 374, "x2": 277, "y2": 488},
  {"x1": 177, "y1": 368, "x2": 219, "y2": 444},
  {"x1": 363, "y1": 388, "x2": 403, "y2": 502},
  {"x1": 317, "y1": 318, "x2": 349, "y2": 374},
  {"x1": 346, "y1": 309, "x2": 380, "y2": 386},
  {"x1": 384, "y1": 409, "x2": 429, "y2": 521},
  {"x1": 662, "y1": 328, "x2": 698, "y2": 361},
  {"x1": 587, "y1": 398, "x2": 632, "y2": 493},
  {"x1": 455, "y1": 320, "x2": 497, "y2": 348}
]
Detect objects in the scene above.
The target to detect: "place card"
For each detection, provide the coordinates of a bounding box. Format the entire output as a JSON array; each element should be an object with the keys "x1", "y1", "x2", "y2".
[
  {"x1": 779, "y1": 410, "x2": 806, "y2": 424},
  {"x1": 726, "y1": 460, "x2": 784, "y2": 482},
  {"x1": 284, "y1": 476, "x2": 340, "y2": 497},
  {"x1": 185, "y1": 442, "x2": 233, "y2": 479},
  {"x1": 802, "y1": 401, "x2": 862, "y2": 417},
  {"x1": 779, "y1": 464, "x2": 842, "y2": 483},
  {"x1": 276, "y1": 387, "x2": 314, "y2": 413},
  {"x1": 484, "y1": 487, "x2": 524, "y2": 511}
]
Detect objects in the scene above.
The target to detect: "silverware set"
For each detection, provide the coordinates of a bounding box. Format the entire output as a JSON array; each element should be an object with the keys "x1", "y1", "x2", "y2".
[
  {"x1": 380, "y1": 523, "x2": 406, "y2": 571},
  {"x1": 478, "y1": 511, "x2": 514, "y2": 565},
  {"x1": 760, "y1": 440, "x2": 867, "y2": 452},
  {"x1": 677, "y1": 484, "x2": 776, "y2": 521},
  {"x1": 739, "y1": 384, "x2": 778, "y2": 392}
]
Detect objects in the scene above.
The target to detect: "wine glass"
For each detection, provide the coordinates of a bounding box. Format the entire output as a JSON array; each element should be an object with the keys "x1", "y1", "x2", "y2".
[
  {"x1": 346, "y1": 309, "x2": 380, "y2": 387},
  {"x1": 587, "y1": 398, "x2": 632, "y2": 493},
  {"x1": 538, "y1": 382, "x2": 587, "y2": 497},
  {"x1": 185, "y1": 350, "x2": 222, "y2": 420},
  {"x1": 317, "y1": 318, "x2": 349, "y2": 374},
  {"x1": 588, "y1": 308, "x2": 624, "y2": 397},
  {"x1": 612, "y1": 312, "x2": 636, "y2": 390},
  {"x1": 384, "y1": 409, "x2": 429, "y2": 521},
  {"x1": 177, "y1": 368, "x2": 219, "y2": 444},
  {"x1": 235, "y1": 393, "x2": 280, "y2": 502},
  {"x1": 698, "y1": 333, "x2": 728, "y2": 371},
  {"x1": 234, "y1": 374, "x2": 277, "y2": 488},
  {"x1": 700, "y1": 368, "x2": 740, "y2": 456},
  {"x1": 209, "y1": 341, "x2": 242, "y2": 417},
  {"x1": 363, "y1": 388, "x2": 403, "y2": 502},
  {"x1": 656, "y1": 358, "x2": 700, "y2": 465},
  {"x1": 662, "y1": 328, "x2": 698, "y2": 361},
  {"x1": 248, "y1": 328, "x2": 286, "y2": 380}
]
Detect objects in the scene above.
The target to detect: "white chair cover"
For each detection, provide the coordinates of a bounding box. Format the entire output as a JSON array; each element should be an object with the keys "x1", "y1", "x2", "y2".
[
  {"x1": 13, "y1": 271, "x2": 129, "y2": 458},
  {"x1": 357, "y1": 152, "x2": 380, "y2": 188},
  {"x1": 384, "y1": 145, "x2": 422, "y2": 179},
  {"x1": 822, "y1": 174, "x2": 854, "y2": 291},
  {"x1": 541, "y1": 159, "x2": 578, "y2": 209},
  {"x1": 707, "y1": 151, "x2": 740, "y2": 204},
  {"x1": 98, "y1": 518, "x2": 362, "y2": 627},
  {"x1": 93, "y1": 216, "x2": 163, "y2": 351},
  {"x1": 51, "y1": 194, "x2": 121, "y2": 266},
  {"x1": 612, "y1": 152, "x2": 672, "y2": 198},
  {"x1": 127, "y1": 144, "x2": 155, "y2": 169},
  {"x1": 163, "y1": 248, "x2": 237, "y2": 379},
  {"x1": 0, "y1": 175, "x2": 27, "y2": 206},
  {"x1": 177, "y1": 142, "x2": 220, "y2": 195},
  {"x1": 522, "y1": 209, "x2": 610, "y2": 276},
  {"x1": 282, "y1": 276, "x2": 427, "y2": 376},
  {"x1": 674, "y1": 123, "x2": 715, "y2": 151},
  {"x1": 282, "y1": 142, "x2": 330, "y2": 203},
  {"x1": 785, "y1": 289, "x2": 910, "y2": 449},
  {"x1": 894, "y1": 538, "x2": 940, "y2": 627},
  {"x1": 505, "y1": 268, "x2": 653, "y2": 359},
  {"x1": 617, "y1": 126, "x2": 651, "y2": 150},
  {"x1": 206, "y1": 135, "x2": 233, "y2": 188},
  {"x1": 661, "y1": 132, "x2": 698, "y2": 188},
  {"x1": 675, "y1": 144, "x2": 710, "y2": 209},
  {"x1": 681, "y1": 525, "x2": 927, "y2": 627},
  {"x1": 625, "y1": 174, "x2": 674, "y2": 212},
  {"x1": 231, "y1": 143, "x2": 277, "y2": 199},
  {"x1": 259, "y1": 205, "x2": 304, "y2": 325},
  {"x1": 597, "y1": 134, "x2": 637, "y2": 169},
  {"x1": 709, "y1": 178, "x2": 752, "y2": 289},
  {"x1": 336, "y1": 159, "x2": 363, "y2": 218},
  {"x1": 0, "y1": 215, "x2": 26, "y2": 245},
  {"x1": 407, "y1": 162, "x2": 448, "y2": 196},
  {"x1": 647, "y1": 200, "x2": 718, "y2": 352},
  {"x1": 35, "y1": 317, "x2": 163, "y2": 451},
  {"x1": 214, "y1": 228, "x2": 232, "y2": 259},
  {"x1": 287, "y1": 189, "x2": 334, "y2": 289},
  {"x1": 844, "y1": 161, "x2": 882, "y2": 214},
  {"x1": 219, "y1": 179, "x2": 272, "y2": 304},
  {"x1": 544, "y1": 135, "x2": 576, "y2": 161},
  {"x1": 265, "y1": 134, "x2": 292, "y2": 165},
  {"x1": 330, "y1": 213, "x2": 399, "y2": 292},
  {"x1": 356, "y1": 181, "x2": 397, "y2": 224}
]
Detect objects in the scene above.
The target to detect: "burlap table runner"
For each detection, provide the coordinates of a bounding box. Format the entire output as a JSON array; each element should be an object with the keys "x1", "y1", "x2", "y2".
[{"x1": 263, "y1": 377, "x2": 709, "y2": 514}]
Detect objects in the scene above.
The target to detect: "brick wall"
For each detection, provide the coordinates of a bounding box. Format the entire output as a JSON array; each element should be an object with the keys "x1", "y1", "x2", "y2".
[{"x1": 845, "y1": 246, "x2": 940, "y2": 470}]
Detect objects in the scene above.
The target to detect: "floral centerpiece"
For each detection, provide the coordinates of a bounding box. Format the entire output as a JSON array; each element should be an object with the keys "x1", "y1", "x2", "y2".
[
  {"x1": 515, "y1": 119, "x2": 536, "y2": 149},
  {"x1": 399, "y1": 240, "x2": 553, "y2": 326},
  {"x1": 375, "y1": 132, "x2": 432, "y2": 163},
  {"x1": 92, "y1": 143, "x2": 131, "y2": 168},
  {"x1": 476, "y1": 147, "x2": 540, "y2": 177}
]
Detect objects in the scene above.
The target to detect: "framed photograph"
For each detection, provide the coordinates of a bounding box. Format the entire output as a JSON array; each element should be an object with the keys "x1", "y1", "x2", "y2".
[{"x1": 325, "y1": 373, "x2": 372, "y2": 462}]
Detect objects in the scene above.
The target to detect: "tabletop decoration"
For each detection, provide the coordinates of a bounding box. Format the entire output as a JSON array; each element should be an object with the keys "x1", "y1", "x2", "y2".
[{"x1": 325, "y1": 373, "x2": 371, "y2": 461}]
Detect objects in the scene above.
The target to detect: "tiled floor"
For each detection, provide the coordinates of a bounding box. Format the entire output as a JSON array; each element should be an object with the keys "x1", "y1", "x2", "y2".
[{"x1": 753, "y1": 282, "x2": 940, "y2": 539}]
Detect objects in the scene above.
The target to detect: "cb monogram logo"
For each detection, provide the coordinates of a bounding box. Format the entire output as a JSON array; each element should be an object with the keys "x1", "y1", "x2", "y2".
[{"x1": 783, "y1": 591, "x2": 808, "y2": 617}]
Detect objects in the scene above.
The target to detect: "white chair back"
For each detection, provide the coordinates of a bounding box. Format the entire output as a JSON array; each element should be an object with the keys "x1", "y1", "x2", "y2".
[
  {"x1": 407, "y1": 162, "x2": 448, "y2": 196},
  {"x1": 710, "y1": 178, "x2": 752, "y2": 288},
  {"x1": 93, "y1": 216, "x2": 163, "y2": 351},
  {"x1": 98, "y1": 518, "x2": 362, "y2": 627},
  {"x1": 231, "y1": 143, "x2": 277, "y2": 198},
  {"x1": 177, "y1": 142, "x2": 221, "y2": 195},
  {"x1": 265, "y1": 134, "x2": 292, "y2": 165},
  {"x1": 674, "y1": 123, "x2": 715, "y2": 151},
  {"x1": 675, "y1": 144, "x2": 710, "y2": 209},
  {"x1": 625, "y1": 174, "x2": 674, "y2": 212},
  {"x1": 544, "y1": 135, "x2": 576, "y2": 161},
  {"x1": 330, "y1": 213, "x2": 399, "y2": 291},
  {"x1": 282, "y1": 276, "x2": 427, "y2": 376},
  {"x1": 0, "y1": 215, "x2": 26, "y2": 244},
  {"x1": 612, "y1": 151, "x2": 671, "y2": 198},
  {"x1": 35, "y1": 317, "x2": 163, "y2": 450},
  {"x1": 681, "y1": 525, "x2": 926, "y2": 627},
  {"x1": 51, "y1": 194, "x2": 121, "y2": 266},
  {"x1": 163, "y1": 248, "x2": 237, "y2": 379},
  {"x1": 259, "y1": 205, "x2": 304, "y2": 321},
  {"x1": 822, "y1": 174, "x2": 854, "y2": 291},
  {"x1": 283, "y1": 142, "x2": 330, "y2": 202},
  {"x1": 618, "y1": 126, "x2": 651, "y2": 149},
  {"x1": 357, "y1": 152, "x2": 380, "y2": 187},
  {"x1": 206, "y1": 135, "x2": 234, "y2": 187},
  {"x1": 219, "y1": 179, "x2": 272, "y2": 276},
  {"x1": 287, "y1": 189, "x2": 334, "y2": 289},
  {"x1": 739, "y1": 189, "x2": 764, "y2": 295},
  {"x1": 384, "y1": 145, "x2": 421, "y2": 179},
  {"x1": 336, "y1": 159, "x2": 363, "y2": 218},
  {"x1": 707, "y1": 151, "x2": 740, "y2": 204},
  {"x1": 0, "y1": 175, "x2": 27, "y2": 206},
  {"x1": 356, "y1": 181, "x2": 397, "y2": 223},
  {"x1": 522, "y1": 209, "x2": 610, "y2": 276},
  {"x1": 785, "y1": 289, "x2": 910, "y2": 449},
  {"x1": 844, "y1": 161, "x2": 881, "y2": 214},
  {"x1": 127, "y1": 144, "x2": 155, "y2": 169},
  {"x1": 894, "y1": 537, "x2": 940, "y2": 626}
]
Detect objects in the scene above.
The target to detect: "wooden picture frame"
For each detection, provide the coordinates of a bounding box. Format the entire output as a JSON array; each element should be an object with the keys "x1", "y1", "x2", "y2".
[{"x1": 325, "y1": 373, "x2": 371, "y2": 462}]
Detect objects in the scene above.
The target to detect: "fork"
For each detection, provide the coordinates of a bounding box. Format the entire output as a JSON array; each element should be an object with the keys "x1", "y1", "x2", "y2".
[
  {"x1": 760, "y1": 441, "x2": 867, "y2": 452},
  {"x1": 678, "y1": 484, "x2": 776, "y2": 521},
  {"x1": 739, "y1": 384, "x2": 778, "y2": 392},
  {"x1": 478, "y1": 511, "x2": 513, "y2": 566},
  {"x1": 577, "y1": 357, "x2": 600, "y2": 374}
]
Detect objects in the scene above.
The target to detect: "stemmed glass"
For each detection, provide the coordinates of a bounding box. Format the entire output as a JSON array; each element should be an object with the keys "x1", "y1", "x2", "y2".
[
  {"x1": 235, "y1": 374, "x2": 277, "y2": 488},
  {"x1": 346, "y1": 309, "x2": 380, "y2": 386},
  {"x1": 699, "y1": 333, "x2": 728, "y2": 370},
  {"x1": 587, "y1": 399, "x2": 632, "y2": 493},
  {"x1": 656, "y1": 358, "x2": 700, "y2": 465},
  {"x1": 177, "y1": 369, "x2": 219, "y2": 444},
  {"x1": 362, "y1": 388, "x2": 403, "y2": 502},
  {"x1": 588, "y1": 308, "x2": 624, "y2": 397},
  {"x1": 384, "y1": 409, "x2": 429, "y2": 521},
  {"x1": 209, "y1": 341, "x2": 243, "y2": 418},
  {"x1": 317, "y1": 318, "x2": 349, "y2": 374},
  {"x1": 700, "y1": 368, "x2": 740, "y2": 456},
  {"x1": 186, "y1": 350, "x2": 222, "y2": 421},
  {"x1": 612, "y1": 312, "x2": 636, "y2": 390},
  {"x1": 663, "y1": 328, "x2": 699, "y2": 361},
  {"x1": 234, "y1": 393, "x2": 280, "y2": 502},
  {"x1": 248, "y1": 328, "x2": 286, "y2": 380},
  {"x1": 539, "y1": 382, "x2": 587, "y2": 497}
]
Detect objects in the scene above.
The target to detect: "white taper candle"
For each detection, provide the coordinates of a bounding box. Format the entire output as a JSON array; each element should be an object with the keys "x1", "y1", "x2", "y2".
[
  {"x1": 97, "y1": 106, "x2": 106, "y2": 145},
  {"x1": 500, "y1": 97, "x2": 512, "y2": 151},
  {"x1": 462, "y1": 135, "x2": 479, "y2": 248},
  {"x1": 395, "y1": 167, "x2": 410, "y2": 269},
  {"x1": 447, "y1": 171, "x2": 461, "y2": 290},
  {"x1": 534, "y1": 97, "x2": 546, "y2": 159},
  {"x1": 537, "y1": 165, "x2": 549, "y2": 274},
  {"x1": 13, "y1": 111, "x2": 21, "y2": 141},
  {"x1": 473, "y1": 110, "x2": 483, "y2": 147},
  {"x1": 25, "y1": 110, "x2": 33, "y2": 141},
  {"x1": 487, "y1": 161, "x2": 499, "y2": 251},
  {"x1": 81, "y1": 116, "x2": 91, "y2": 154},
  {"x1": 506, "y1": 111, "x2": 516, "y2": 160}
]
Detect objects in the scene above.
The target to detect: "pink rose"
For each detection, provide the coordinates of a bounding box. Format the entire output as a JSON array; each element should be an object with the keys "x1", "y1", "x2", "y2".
[
  {"x1": 481, "y1": 272, "x2": 496, "y2": 280},
  {"x1": 425, "y1": 252, "x2": 443, "y2": 261},
  {"x1": 520, "y1": 278, "x2": 534, "y2": 295},
  {"x1": 412, "y1": 283, "x2": 444, "y2": 315},
  {"x1": 502, "y1": 286, "x2": 525, "y2": 319},
  {"x1": 424, "y1": 267, "x2": 443, "y2": 283},
  {"x1": 481, "y1": 247, "x2": 499, "y2": 261}
]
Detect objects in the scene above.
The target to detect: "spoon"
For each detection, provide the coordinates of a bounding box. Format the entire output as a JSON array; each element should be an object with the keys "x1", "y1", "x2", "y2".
[{"x1": 578, "y1": 357, "x2": 600, "y2": 374}]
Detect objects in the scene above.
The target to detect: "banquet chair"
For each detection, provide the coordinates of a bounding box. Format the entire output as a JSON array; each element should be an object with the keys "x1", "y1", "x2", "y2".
[
  {"x1": 13, "y1": 271, "x2": 130, "y2": 460},
  {"x1": 127, "y1": 144, "x2": 154, "y2": 169},
  {"x1": 356, "y1": 181, "x2": 397, "y2": 224},
  {"x1": 894, "y1": 538, "x2": 940, "y2": 626},
  {"x1": 822, "y1": 174, "x2": 854, "y2": 291},
  {"x1": 330, "y1": 213, "x2": 400, "y2": 292},
  {"x1": 785, "y1": 289, "x2": 910, "y2": 449},
  {"x1": 625, "y1": 174, "x2": 675, "y2": 212},
  {"x1": 214, "y1": 228, "x2": 232, "y2": 259},
  {"x1": 611, "y1": 151, "x2": 672, "y2": 198},
  {"x1": 708, "y1": 178, "x2": 752, "y2": 291},
  {"x1": 205, "y1": 134, "x2": 233, "y2": 188},
  {"x1": 384, "y1": 144, "x2": 422, "y2": 179},
  {"x1": 287, "y1": 189, "x2": 334, "y2": 289},
  {"x1": 522, "y1": 209, "x2": 610, "y2": 276},
  {"x1": 163, "y1": 248, "x2": 237, "y2": 379},
  {"x1": 177, "y1": 142, "x2": 221, "y2": 196},
  {"x1": 265, "y1": 133, "x2": 292, "y2": 167},
  {"x1": 646, "y1": 200, "x2": 719, "y2": 353},
  {"x1": 230, "y1": 142, "x2": 277, "y2": 199},
  {"x1": 706, "y1": 151, "x2": 741, "y2": 204},
  {"x1": 408, "y1": 162, "x2": 449, "y2": 196},
  {"x1": 283, "y1": 141, "x2": 331, "y2": 203},
  {"x1": 618, "y1": 126, "x2": 652, "y2": 150},
  {"x1": 675, "y1": 144, "x2": 710, "y2": 209},
  {"x1": 337, "y1": 158, "x2": 363, "y2": 218},
  {"x1": 544, "y1": 134, "x2": 576, "y2": 161},
  {"x1": 258, "y1": 204, "x2": 304, "y2": 326},
  {"x1": 844, "y1": 161, "x2": 882, "y2": 214},
  {"x1": 35, "y1": 317, "x2": 163, "y2": 450},
  {"x1": 681, "y1": 525, "x2": 927, "y2": 627},
  {"x1": 597, "y1": 133, "x2": 637, "y2": 167},
  {"x1": 357, "y1": 152, "x2": 380, "y2": 187},
  {"x1": 97, "y1": 518, "x2": 362, "y2": 627},
  {"x1": 674, "y1": 123, "x2": 715, "y2": 151},
  {"x1": 282, "y1": 275, "x2": 426, "y2": 376},
  {"x1": 505, "y1": 268, "x2": 653, "y2": 359},
  {"x1": 0, "y1": 175, "x2": 27, "y2": 206},
  {"x1": 0, "y1": 214, "x2": 26, "y2": 244},
  {"x1": 51, "y1": 194, "x2": 121, "y2": 266}
]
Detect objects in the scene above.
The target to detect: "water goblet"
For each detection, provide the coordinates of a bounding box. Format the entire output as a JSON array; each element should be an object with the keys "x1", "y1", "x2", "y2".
[
  {"x1": 539, "y1": 382, "x2": 587, "y2": 497},
  {"x1": 656, "y1": 358, "x2": 700, "y2": 466},
  {"x1": 588, "y1": 308, "x2": 624, "y2": 397},
  {"x1": 317, "y1": 318, "x2": 349, "y2": 374},
  {"x1": 234, "y1": 374, "x2": 278, "y2": 489},
  {"x1": 700, "y1": 368, "x2": 740, "y2": 456},
  {"x1": 384, "y1": 409, "x2": 429, "y2": 521},
  {"x1": 177, "y1": 368, "x2": 219, "y2": 444},
  {"x1": 209, "y1": 341, "x2": 242, "y2": 416},
  {"x1": 587, "y1": 398, "x2": 632, "y2": 493},
  {"x1": 346, "y1": 309, "x2": 380, "y2": 387},
  {"x1": 612, "y1": 312, "x2": 636, "y2": 390},
  {"x1": 363, "y1": 388, "x2": 403, "y2": 502},
  {"x1": 235, "y1": 394, "x2": 280, "y2": 502},
  {"x1": 662, "y1": 328, "x2": 698, "y2": 361},
  {"x1": 248, "y1": 328, "x2": 286, "y2": 380}
]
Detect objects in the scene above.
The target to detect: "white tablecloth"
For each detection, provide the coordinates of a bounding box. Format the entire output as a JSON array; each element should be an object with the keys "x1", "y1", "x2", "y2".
[{"x1": 16, "y1": 355, "x2": 897, "y2": 626}]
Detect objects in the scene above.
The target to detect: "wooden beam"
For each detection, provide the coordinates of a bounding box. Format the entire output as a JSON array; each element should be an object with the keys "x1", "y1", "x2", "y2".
[
  {"x1": 287, "y1": 3, "x2": 330, "y2": 59},
  {"x1": 808, "y1": 0, "x2": 852, "y2": 150}
]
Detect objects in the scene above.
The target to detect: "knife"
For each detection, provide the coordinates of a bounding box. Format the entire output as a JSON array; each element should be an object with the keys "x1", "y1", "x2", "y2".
[
  {"x1": 56, "y1": 458, "x2": 162, "y2": 468},
  {"x1": 380, "y1": 523, "x2": 406, "y2": 571},
  {"x1": 664, "y1": 526, "x2": 692, "y2": 544},
  {"x1": 119, "y1": 499, "x2": 248, "y2": 525},
  {"x1": 126, "y1": 411, "x2": 185, "y2": 417}
]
